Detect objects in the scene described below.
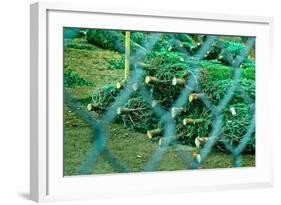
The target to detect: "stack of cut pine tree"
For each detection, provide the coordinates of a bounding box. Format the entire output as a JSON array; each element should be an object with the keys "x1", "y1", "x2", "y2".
[{"x1": 86, "y1": 30, "x2": 255, "y2": 153}]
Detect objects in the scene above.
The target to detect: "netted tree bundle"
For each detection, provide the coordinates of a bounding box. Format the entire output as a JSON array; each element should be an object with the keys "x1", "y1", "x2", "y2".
[
  {"x1": 200, "y1": 61, "x2": 233, "y2": 81},
  {"x1": 86, "y1": 30, "x2": 125, "y2": 52},
  {"x1": 143, "y1": 33, "x2": 203, "y2": 54},
  {"x1": 142, "y1": 51, "x2": 195, "y2": 107},
  {"x1": 130, "y1": 32, "x2": 148, "y2": 45},
  {"x1": 221, "y1": 102, "x2": 255, "y2": 152},
  {"x1": 149, "y1": 33, "x2": 185, "y2": 52},
  {"x1": 150, "y1": 34, "x2": 175, "y2": 52},
  {"x1": 117, "y1": 96, "x2": 159, "y2": 132},
  {"x1": 90, "y1": 88, "x2": 159, "y2": 132},
  {"x1": 86, "y1": 30, "x2": 204, "y2": 55},
  {"x1": 86, "y1": 30, "x2": 147, "y2": 53},
  {"x1": 173, "y1": 102, "x2": 255, "y2": 152},
  {"x1": 91, "y1": 85, "x2": 119, "y2": 109},
  {"x1": 174, "y1": 33, "x2": 203, "y2": 54},
  {"x1": 142, "y1": 50, "x2": 255, "y2": 107},
  {"x1": 240, "y1": 57, "x2": 256, "y2": 69},
  {"x1": 144, "y1": 50, "x2": 191, "y2": 71},
  {"x1": 174, "y1": 106, "x2": 213, "y2": 144},
  {"x1": 202, "y1": 78, "x2": 255, "y2": 105},
  {"x1": 203, "y1": 38, "x2": 255, "y2": 68},
  {"x1": 145, "y1": 50, "x2": 255, "y2": 81}
]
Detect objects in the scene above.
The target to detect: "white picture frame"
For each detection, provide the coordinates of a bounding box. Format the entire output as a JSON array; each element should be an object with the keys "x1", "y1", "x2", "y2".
[{"x1": 30, "y1": 1, "x2": 274, "y2": 202}]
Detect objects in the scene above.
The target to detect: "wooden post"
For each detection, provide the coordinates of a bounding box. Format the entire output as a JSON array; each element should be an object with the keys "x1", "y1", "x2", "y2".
[
  {"x1": 124, "y1": 31, "x2": 130, "y2": 81},
  {"x1": 117, "y1": 31, "x2": 131, "y2": 89}
]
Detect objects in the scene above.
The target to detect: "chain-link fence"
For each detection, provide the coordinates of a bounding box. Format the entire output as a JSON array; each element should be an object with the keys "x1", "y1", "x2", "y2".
[{"x1": 64, "y1": 29, "x2": 255, "y2": 175}]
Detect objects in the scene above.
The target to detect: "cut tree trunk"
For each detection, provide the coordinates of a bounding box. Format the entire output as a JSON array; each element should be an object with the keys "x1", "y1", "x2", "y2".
[
  {"x1": 87, "y1": 103, "x2": 105, "y2": 111},
  {"x1": 158, "y1": 135, "x2": 177, "y2": 146},
  {"x1": 132, "y1": 83, "x2": 139, "y2": 91},
  {"x1": 171, "y1": 107, "x2": 186, "y2": 118},
  {"x1": 147, "y1": 128, "x2": 162, "y2": 139},
  {"x1": 145, "y1": 76, "x2": 159, "y2": 85},
  {"x1": 117, "y1": 107, "x2": 147, "y2": 115},
  {"x1": 182, "y1": 71, "x2": 191, "y2": 79},
  {"x1": 117, "y1": 108, "x2": 131, "y2": 115},
  {"x1": 116, "y1": 81, "x2": 125, "y2": 89},
  {"x1": 172, "y1": 77, "x2": 186, "y2": 86},
  {"x1": 195, "y1": 136, "x2": 209, "y2": 148},
  {"x1": 189, "y1": 93, "x2": 203, "y2": 103},
  {"x1": 151, "y1": 100, "x2": 159, "y2": 108},
  {"x1": 192, "y1": 151, "x2": 201, "y2": 163},
  {"x1": 183, "y1": 118, "x2": 204, "y2": 125}
]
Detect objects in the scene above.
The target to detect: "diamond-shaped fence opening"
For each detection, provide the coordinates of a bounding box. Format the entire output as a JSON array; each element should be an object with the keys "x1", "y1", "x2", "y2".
[{"x1": 63, "y1": 29, "x2": 255, "y2": 175}]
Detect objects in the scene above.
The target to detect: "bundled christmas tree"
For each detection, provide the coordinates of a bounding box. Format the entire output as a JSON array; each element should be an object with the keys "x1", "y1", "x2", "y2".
[{"x1": 86, "y1": 30, "x2": 255, "y2": 153}]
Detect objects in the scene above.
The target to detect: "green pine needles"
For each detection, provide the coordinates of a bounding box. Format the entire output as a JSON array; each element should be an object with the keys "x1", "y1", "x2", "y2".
[{"x1": 84, "y1": 29, "x2": 255, "y2": 153}]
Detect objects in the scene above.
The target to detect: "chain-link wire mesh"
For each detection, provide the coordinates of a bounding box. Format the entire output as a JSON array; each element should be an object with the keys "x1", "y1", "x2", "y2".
[{"x1": 64, "y1": 30, "x2": 255, "y2": 175}]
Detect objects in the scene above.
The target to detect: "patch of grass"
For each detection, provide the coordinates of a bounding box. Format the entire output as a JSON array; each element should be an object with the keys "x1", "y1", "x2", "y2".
[
  {"x1": 65, "y1": 87, "x2": 95, "y2": 101},
  {"x1": 64, "y1": 70, "x2": 95, "y2": 88},
  {"x1": 109, "y1": 56, "x2": 125, "y2": 69},
  {"x1": 64, "y1": 47, "x2": 123, "y2": 89},
  {"x1": 63, "y1": 105, "x2": 92, "y2": 176}
]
